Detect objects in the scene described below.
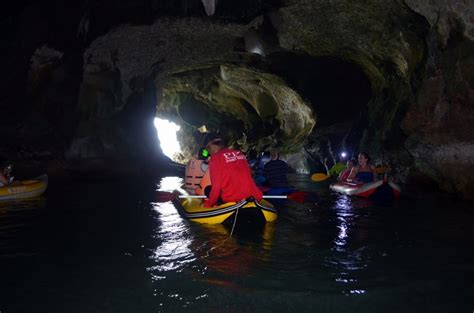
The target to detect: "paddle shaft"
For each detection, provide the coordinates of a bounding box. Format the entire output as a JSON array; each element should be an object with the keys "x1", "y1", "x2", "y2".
[{"x1": 178, "y1": 195, "x2": 287, "y2": 199}]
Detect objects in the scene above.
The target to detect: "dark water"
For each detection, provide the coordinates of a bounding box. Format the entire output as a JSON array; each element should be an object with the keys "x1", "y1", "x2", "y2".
[{"x1": 0, "y1": 175, "x2": 473, "y2": 313}]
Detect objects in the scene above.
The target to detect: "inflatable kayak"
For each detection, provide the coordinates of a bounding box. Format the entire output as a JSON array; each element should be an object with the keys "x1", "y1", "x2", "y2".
[
  {"x1": 0, "y1": 174, "x2": 48, "y2": 201},
  {"x1": 330, "y1": 180, "x2": 401, "y2": 198},
  {"x1": 173, "y1": 191, "x2": 277, "y2": 224}
]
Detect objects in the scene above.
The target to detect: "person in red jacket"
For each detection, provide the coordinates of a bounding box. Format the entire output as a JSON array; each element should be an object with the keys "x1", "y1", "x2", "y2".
[{"x1": 203, "y1": 134, "x2": 262, "y2": 208}]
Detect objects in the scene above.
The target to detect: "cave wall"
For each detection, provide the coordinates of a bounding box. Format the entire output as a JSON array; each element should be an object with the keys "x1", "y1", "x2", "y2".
[
  {"x1": 1, "y1": 0, "x2": 473, "y2": 197},
  {"x1": 75, "y1": 18, "x2": 248, "y2": 166},
  {"x1": 69, "y1": 0, "x2": 474, "y2": 197},
  {"x1": 402, "y1": 0, "x2": 474, "y2": 198}
]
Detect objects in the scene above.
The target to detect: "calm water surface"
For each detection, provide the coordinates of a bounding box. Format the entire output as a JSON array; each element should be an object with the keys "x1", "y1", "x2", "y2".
[{"x1": 0, "y1": 175, "x2": 473, "y2": 313}]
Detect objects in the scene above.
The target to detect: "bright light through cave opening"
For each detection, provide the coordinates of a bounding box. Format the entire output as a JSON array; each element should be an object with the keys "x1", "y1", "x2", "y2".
[{"x1": 154, "y1": 117, "x2": 181, "y2": 159}]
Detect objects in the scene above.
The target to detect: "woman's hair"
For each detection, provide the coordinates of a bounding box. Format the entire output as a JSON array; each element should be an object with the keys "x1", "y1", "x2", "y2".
[
  {"x1": 359, "y1": 152, "x2": 371, "y2": 163},
  {"x1": 348, "y1": 158, "x2": 357, "y2": 166}
]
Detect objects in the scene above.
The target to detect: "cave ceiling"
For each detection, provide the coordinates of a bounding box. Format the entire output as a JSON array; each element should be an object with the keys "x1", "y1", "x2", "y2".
[{"x1": 83, "y1": 0, "x2": 428, "y2": 155}]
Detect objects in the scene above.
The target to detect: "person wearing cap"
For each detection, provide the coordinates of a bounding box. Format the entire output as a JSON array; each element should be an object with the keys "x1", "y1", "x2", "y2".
[{"x1": 203, "y1": 134, "x2": 262, "y2": 208}]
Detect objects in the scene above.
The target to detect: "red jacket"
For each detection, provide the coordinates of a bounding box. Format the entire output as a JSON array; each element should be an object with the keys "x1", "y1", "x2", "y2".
[{"x1": 204, "y1": 148, "x2": 263, "y2": 207}]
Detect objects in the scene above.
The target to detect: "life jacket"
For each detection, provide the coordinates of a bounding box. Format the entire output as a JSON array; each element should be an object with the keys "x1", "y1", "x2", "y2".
[
  {"x1": 184, "y1": 156, "x2": 208, "y2": 194},
  {"x1": 195, "y1": 169, "x2": 211, "y2": 196},
  {"x1": 338, "y1": 168, "x2": 352, "y2": 182},
  {"x1": 356, "y1": 171, "x2": 374, "y2": 183}
]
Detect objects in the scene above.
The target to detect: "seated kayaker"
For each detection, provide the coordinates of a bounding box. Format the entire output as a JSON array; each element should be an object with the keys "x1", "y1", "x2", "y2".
[
  {"x1": 347, "y1": 152, "x2": 377, "y2": 184},
  {"x1": 202, "y1": 133, "x2": 262, "y2": 208},
  {"x1": 253, "y1": 151, "x2": 270, "y2": 186},
  {"x1": 0, "y1": 172, "x2": 8, "y2": 186},
  {"x1": 338, "y1": 158, "x2": 356, "y2": 182},
  {"x1": 326, "y1": 153, "x2": 348, "y2": 178},
  {"x1": 263, "y1": 149, "x2": 295, "y2": 195},
  {"x1": 184, "y1": 147, "x2": 209, "y2": 194},
  {"x1": 0, "y1": 165, "x2": 13, "y2": 186}
]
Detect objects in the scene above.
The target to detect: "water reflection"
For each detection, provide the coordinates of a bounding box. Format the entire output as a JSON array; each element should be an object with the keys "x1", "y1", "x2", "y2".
[
  {"x1": 149, "y1": 176, "x2": 277, "y2": 294},
  {"x1": 149, "y1": 201, "x2": 195, "y2": 273},
  {"x1": 334, "y1": 195, "x2": 351, "y2": 249},
  {"x1": 329, "y1": 193, "x2": 369, "y2": 295},
  {"x1": 0, "y1": 196, "x2": 47, "y2": 258}
]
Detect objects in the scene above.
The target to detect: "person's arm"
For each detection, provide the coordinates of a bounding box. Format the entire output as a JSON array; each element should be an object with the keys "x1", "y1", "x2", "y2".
[
  {"x1": 371, "y1": 165, "x2": 378, "y2": 181},
  {"x1": 204, "y1": 156, "x2": 223, "y2": 207},
  {"x1": 347, "y1": 166, "x2": 358, "y2": 183},
  {"x1": 263, "y1": 162, "x2": 270, "y2": 181},
  {"x1": 337, "y1": 169, "x2": 345, "y2": 181}
]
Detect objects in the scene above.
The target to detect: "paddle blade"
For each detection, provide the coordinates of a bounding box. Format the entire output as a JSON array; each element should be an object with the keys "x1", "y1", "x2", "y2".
[
  {"x1": 287, "y1": 191, "x2": 308, "y2": 203},
  {"x1": 156, "y1": 191, "x2": 177, "y2": 202},
  {"x1": 311, "y1": 173, "x2": 329, "y2": 182},
  {"x1": 287, "y1": 191, "x2": 319, "y2": 204}
]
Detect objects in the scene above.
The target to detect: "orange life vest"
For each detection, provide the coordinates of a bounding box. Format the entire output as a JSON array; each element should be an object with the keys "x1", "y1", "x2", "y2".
[
  {"x1": 195, "y1": 169, "x2": 211, "y2": 196},
  {"x1": 184, "y1": 157, "x2": 208, "y2": 194}
]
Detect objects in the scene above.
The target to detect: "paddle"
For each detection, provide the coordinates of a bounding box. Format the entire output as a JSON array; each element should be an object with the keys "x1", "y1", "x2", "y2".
[
  {"x1": 156, "y1": 191, "x2": 181, "y2": 202},
  {"x1": 156, "y1": 190, "x2": 315, "y2": 204},
  {"x1": 311, "y1": 173, "x2": 330, "y2": 182},
  {"x1": 178, "y1": 195, "x2": 288, "y2": 199}
]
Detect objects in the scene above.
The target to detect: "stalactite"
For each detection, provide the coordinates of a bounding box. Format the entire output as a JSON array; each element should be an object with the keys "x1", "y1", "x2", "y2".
[{"x1": 201, "y1": 0, "x2": 217, "y2": 16}]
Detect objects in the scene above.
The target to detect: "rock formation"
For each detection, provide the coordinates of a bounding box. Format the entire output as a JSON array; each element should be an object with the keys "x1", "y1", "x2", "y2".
[{"x1": 1, "y1": 0, "x2": 472, "y2": 198}]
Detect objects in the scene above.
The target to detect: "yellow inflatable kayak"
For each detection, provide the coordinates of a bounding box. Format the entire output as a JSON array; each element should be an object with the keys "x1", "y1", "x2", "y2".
[
  {"x1": 0, "y1": 174, "x2": 48, "y2": 201},
  {"x1": 173, "y1": 192, "x2": 277, "y2": 224}
]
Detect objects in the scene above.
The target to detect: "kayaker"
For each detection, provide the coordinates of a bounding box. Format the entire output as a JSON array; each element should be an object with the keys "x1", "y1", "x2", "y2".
[
  {"x1": 263, "y1": 148, "x2": 294, "y2": 195},
  {"x1": 203, "y1": 134, "x2": 262, "y2": 208},
  {"x1": 347, "y1": 152, "x2": 377, "y2": 184},
  {"x1": 326, "y1": 152, "x2": 348, "y2": 178},
  {"x1": 184, "y1": 147, "x2": 209, "y2": 195},
  {"x1": 253, "y1": 151, "x2": 270, "y2": 186},
  {"x1": 195, "y1": 149, "x2": 211, "y2": 196},
  {"x1": 338, "y1": 159, "x2": 356, "y2": 182},
  {"x1": 0, "y1": 165, "x2": 12, "y2": 186},
  {"x1": 0, "y1": 171, "x2": 8, "y2": 186}
]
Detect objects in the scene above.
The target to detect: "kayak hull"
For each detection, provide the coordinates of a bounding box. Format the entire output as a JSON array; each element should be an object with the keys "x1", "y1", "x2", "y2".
[
  {"x1": 0, "y1": 174, "x2": 48, "y2": 201},
  {"x1": 173, "y1": 192, "x2": 277, "y2": 224},
  {"x1": 330, "y1": 180, "x2": 401, "y2": 199}
]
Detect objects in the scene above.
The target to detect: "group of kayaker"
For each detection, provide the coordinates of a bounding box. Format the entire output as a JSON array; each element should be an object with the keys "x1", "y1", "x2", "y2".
[
  {"x1": 326, "y1": 152, "x2": 384, "y2": 184},
  {"x1": 184, "y1": 131, "x2": 396, "y2": 207},
  {"x1": 184, "y1": 133, "x2": 296, "y2": 207}
]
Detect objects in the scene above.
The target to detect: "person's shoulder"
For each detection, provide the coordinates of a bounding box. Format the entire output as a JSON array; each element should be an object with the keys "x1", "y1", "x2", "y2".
[
  {"x1": 221, "y1": 148, "x2": 237, "y2": 153},
  {"x1": 214, "y1": 148, "x2": 230, "y2": 156}
]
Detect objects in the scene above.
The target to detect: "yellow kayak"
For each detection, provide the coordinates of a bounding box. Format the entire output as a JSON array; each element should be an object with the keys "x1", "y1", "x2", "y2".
[
  {"x1": 174, "y1": 193, "x2": 277, "y2": 224},
  {"x1": 0, "y1": 174, "x2": 48, "y2": 201}
]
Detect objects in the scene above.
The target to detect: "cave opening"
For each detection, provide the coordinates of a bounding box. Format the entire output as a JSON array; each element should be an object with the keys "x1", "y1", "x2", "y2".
[
  {"x1": 154, "y1": 117, "x2": 181, "y2": 160},
  {"x1": 267, "y1": 53, "x2": 372, "y2": 127}
]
